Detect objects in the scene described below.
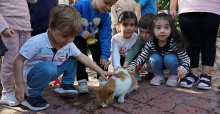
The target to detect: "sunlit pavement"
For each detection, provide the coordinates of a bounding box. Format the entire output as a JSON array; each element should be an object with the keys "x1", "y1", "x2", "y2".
[{"x1": 0, "y1": 68, "x2": 220, "y2": 114}]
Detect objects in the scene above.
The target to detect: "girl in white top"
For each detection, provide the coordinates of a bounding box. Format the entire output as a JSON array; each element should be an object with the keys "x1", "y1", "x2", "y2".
[{"x1": 111, "y1": 11, "x2": 138, "y2": 70}]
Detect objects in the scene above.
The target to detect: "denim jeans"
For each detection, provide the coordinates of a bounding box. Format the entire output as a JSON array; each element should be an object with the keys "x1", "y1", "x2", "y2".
[
  {"x1": 26, "y1": 57, "x2": 77, "y2": 97},
  {"x1": 150, "y1": 53, "x2": 180, "y2": 76}
]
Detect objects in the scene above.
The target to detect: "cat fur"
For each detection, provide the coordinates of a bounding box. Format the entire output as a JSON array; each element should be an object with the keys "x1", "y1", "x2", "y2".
[{"x1": 95, "y1": 68, "x2": 138, "y2": 107}]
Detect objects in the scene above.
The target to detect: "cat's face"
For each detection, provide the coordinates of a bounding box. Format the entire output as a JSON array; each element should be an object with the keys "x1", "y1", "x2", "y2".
[
  {"x1": 95, "y1": 79, "x2": 116, "y2": 107},
  {"x1": 95, "y1": 86, "x2": 114, "y2": 107}
]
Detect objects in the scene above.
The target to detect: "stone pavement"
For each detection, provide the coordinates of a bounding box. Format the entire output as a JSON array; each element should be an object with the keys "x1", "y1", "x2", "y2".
[{"x1": 0, "y1": 69, "x2": 220, "y2": 114}]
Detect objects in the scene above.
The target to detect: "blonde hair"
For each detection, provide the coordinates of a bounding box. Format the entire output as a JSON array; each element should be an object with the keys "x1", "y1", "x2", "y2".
[{"x1": 49, "y1": 5, "x2": 82, "y2": 36}]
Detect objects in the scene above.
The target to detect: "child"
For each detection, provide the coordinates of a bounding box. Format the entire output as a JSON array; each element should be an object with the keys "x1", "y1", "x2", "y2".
[
  {"x1": 13, "y1": 5, "x2": 114, "y2": 111},
  {"x1": 73, "y1": 0, "x2": 117, "y2": 94},
  {"x1": 111, "y1": 11, "x2": 138, "y2": 71},
  {"x1": 123, "y1": 13, "x2": 155, "y2": 81},
  {"x1": 135, "y1": 0, "x2": 157, "y2": 20},
  {"x1": 0, "y1": 0, "x2": 37, "y2": 107},
  {"x1": 127, "y1": 13, "x2": 190, "y2": 87},
  {"x1": 110, "y1": 0, "x2": 137, "y2": 35}
]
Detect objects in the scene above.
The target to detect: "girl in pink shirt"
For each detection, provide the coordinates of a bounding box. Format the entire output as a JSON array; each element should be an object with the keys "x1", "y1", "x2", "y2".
[{"x1": 0, "y1": 0, "x2": 37, "y2": 106}]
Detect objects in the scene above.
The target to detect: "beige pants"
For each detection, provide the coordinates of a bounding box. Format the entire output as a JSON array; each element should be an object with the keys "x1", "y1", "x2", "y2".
[{"x1": 1, "y1": 30, "x2": 30, "y2": 96}]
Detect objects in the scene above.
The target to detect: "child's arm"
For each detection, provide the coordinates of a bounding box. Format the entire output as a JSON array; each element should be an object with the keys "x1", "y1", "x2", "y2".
[
  {"x1": 169, "y1": 0, "x2": 178, "y2": 19},
  {"x1": 75, "y1": 53, "x2": 114, "y2": 80},
  {"x1": 176, "y1": 50, "x2": 190, "y2": 78},
  {"x1": 124, "y1": 38, "x2": 143, "y2": 67},
  {"x1": 13, "y1": 54, "x2": 29, "y2": 103},
  {"x1": 111, "y1": 38, "x2": 121, "y2": 69}
]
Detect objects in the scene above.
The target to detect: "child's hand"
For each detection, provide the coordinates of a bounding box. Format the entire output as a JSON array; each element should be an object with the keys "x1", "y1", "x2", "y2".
[
  {"x1": 82, "y1": 31, "x2": 91, "y2": 39},
  {"x1": 126, "y1": 66, "x2": 135, "y2": 73},
  {"x1": 100, "y1": 59, "x2": 109, "y2": 70},
  {"x1": 100, "y1": 71, "x2": 115, "y2": 80},
  {"x1": 123, "y1": 61, "x2": 129, "y2": 68},
  {"x1": 15, "y1": 82, "x2": 29, "y2": 103},
  {"x1": 2, "y1": 28, "x2": 14, "y2": 38},
  {"x1": 177, "y1": 66, "x2": 187, "y2": 78}
]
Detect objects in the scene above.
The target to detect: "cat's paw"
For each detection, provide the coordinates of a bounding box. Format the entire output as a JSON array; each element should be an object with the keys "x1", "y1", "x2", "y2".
[{"x1": 118, "y1": 98, "x2": 124, "y2": 103}]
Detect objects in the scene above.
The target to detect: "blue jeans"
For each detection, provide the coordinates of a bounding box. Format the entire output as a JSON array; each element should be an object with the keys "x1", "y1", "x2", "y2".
[
  {"x1": 26, "y1": 57, "x2": 77, "y2": 97},
  {"x1": 150, "y1": 53, "x2": 180, "y2": 76}
]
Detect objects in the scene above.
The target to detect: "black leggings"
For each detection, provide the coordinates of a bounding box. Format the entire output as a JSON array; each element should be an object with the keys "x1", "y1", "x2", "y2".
[
  {"x1": 73, "y1": 36, "x2": 107, "y2": 81},
  {"x1": 179, "y1": 12, "x2": 220, "y2": 68}
]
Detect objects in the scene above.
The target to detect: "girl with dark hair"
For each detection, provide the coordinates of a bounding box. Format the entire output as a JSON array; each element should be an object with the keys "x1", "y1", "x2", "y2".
[{"x1": 127, "y1": 13, "x2": 190, "y2": 87}]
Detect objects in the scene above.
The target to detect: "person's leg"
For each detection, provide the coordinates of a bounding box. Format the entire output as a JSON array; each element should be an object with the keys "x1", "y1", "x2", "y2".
[
  {"x1": 197, "y1": 13, "x2": 220, "y2": 89},
  {"x1": 179, "y1": 13, "x2": 201, "y2": 74},
  {"x1": 89, "y1": 41, "x2": 108, "y2": 79},
  {"x1": 163, "y1": 54, "x2": 179, "y2": 86},
  {"x1": 0, "y1": 31, "x2": 30, "y2": 106},
  {"x1": 149, "y1": 54, "x2": 165, "y2": 85},
  {"x1": 178, "y1": 13, "x2": 200, "y2": 88},
  {"x1": 23, "y1": 61, "x2": 56, "y2": 110},
  {"x1": 55, "y1": 57, "x2": 78, "y2": 96},
  {"x1": 73, "y1": 36, "x2": 89, "y2": 94},
  {"x1": 73, "y1": 36, "x2": 89, "y2": 81},
  {"x1": 27, "y1": 62, "x2": 57, "y2": 97}
]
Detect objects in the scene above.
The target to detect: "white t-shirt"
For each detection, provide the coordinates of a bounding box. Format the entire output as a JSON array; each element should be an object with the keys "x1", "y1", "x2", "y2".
[
  {"x1": 20, "y1": 32, "x2": 81, "y2": 82},
  {"x1": 111, "y1": 33, "x2": 138, "y2": 68}
]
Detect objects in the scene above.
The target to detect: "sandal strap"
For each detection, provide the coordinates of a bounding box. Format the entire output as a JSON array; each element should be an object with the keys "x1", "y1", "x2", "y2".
[
  {"x1": 200, "y1": 74, "x2": 212, "y2": 80},
  {"x1": 198, "y1": 74, "x2": 212, "y2": 86},
  {"x1": 198, "y1": 80, "x2": 211, "y2": 86},
  {"x1": 180, "y1": 73, "x2": 198, "y2": 85}
]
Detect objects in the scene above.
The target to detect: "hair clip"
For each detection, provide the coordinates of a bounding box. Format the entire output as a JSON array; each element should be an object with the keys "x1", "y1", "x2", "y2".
[{"x1": 158, "y1": 10, "x2": 168, "y2": 14}]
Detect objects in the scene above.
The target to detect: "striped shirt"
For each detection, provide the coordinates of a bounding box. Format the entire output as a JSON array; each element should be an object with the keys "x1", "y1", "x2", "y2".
[{"x1": 130, "y1": 37, "x2": 190, "y2": 71}]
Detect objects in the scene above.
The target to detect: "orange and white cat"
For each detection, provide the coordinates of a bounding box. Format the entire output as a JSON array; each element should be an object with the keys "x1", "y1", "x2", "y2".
[{"x1": 95, "y1": 68, "x2": 138, "y2": 107}]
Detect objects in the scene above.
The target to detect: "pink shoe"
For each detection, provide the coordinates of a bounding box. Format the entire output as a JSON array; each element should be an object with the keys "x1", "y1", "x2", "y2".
[
  {"x1": 150, "y1": 75, "x2": 165, "y2": 86},
  {"x1": 166, "y1": 75, "x2": 179, "y2": 87}
]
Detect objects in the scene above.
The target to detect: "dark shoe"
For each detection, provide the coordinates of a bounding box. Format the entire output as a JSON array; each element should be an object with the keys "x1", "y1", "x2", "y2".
[
  {"x1": 21, "y1": 96, "x2": 49, "y2": 111},
  {"x1": 144, "y1": 72, "x2": 154, "y2": 80},
  {"x1": 197, "y1": 74, "x2": 212, "y2": 90},
  {"x1": 179, "y1": 73, "x2": 198, "y2": 88},
  {"x1": 54, "y1": 84, "x2": 78, "y2": 97}
]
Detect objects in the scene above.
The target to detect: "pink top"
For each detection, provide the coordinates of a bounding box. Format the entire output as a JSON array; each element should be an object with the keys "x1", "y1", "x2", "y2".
[
  {"x1": 0, "y1": 0, "x2": 37, "y2": 32},
  {"x1": 178, "y1": 0, "x2": 220, "y2": 15}
]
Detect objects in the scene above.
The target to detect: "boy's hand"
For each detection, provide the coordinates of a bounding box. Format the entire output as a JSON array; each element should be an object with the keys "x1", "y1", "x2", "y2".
[
  {"x1": 100, "y1": 71, "x2": 115, "y2": 80},
  {"x1": 177, "y1": 66, "x2": 187, "y2": 78},
  {"x1": 100, "y1": 59, "x2": 109, "y2": 70},
  {"x1": 82, "y1": 31, "x2": 91, "y2": 39},
  {"x1": 15, "y1": 82, "x2": 29, "y2": 103},
  {"x1": 2, "y1": 28, "x2": 14, "y2": 38},
  {"x1": 126, "y1": 66, "x2": 135, "y2": 73}
]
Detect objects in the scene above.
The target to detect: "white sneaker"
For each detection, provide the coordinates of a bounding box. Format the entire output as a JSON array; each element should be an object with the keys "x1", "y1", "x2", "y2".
[
  {"x1": 166, "y1": 75, "x2": 179, "y2": 87},
  {"x1": 0, "y1": 91, "x2": 20, "y2": 106},
  {"x1": 78, "y1": 79, "x2": 89, "y2": 94},
  {"x1": 150, "y1": 75, "x2": 165, "y2": 86}
]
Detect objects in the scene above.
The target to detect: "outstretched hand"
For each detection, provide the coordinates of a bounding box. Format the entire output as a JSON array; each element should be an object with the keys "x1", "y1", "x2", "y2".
[{"x1": 99, "y1": 71, "x2": 115, "y2": 80}]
